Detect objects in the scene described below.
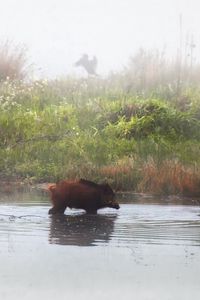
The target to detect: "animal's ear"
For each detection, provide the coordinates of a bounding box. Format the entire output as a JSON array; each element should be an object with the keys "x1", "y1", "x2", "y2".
[{"x1": 48, "y1": 184, "x2": 56, "y2": 193}]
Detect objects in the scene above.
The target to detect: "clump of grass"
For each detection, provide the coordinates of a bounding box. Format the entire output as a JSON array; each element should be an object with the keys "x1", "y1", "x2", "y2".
[
  {"x1": 0, "y1": 40, "x2": 29, "y2": 81},
  {"x1": 100, "y1": 157, "x2": 140, "y2": 190},
  {"x1": 61, "y1": 162, "x2": 100, "y2": 182},
  {"x1": 138, "y1": 158, "x2": 200, "y2": 196}
]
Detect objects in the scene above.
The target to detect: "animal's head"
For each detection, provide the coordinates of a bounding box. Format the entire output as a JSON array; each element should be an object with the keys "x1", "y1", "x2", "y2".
[{"x1": 101, "y1": 184, "x2": 120, "y2": 210}]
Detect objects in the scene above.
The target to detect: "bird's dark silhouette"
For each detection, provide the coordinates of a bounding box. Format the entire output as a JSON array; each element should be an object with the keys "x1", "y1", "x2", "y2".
[{"x1": 75, "y1": 54, "x2": 98, "y2": 76}]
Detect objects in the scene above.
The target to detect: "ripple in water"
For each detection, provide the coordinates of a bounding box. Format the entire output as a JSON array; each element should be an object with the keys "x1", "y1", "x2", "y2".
[{"x1": 0, "y1": 198, "x2": 200, "y2": 247}]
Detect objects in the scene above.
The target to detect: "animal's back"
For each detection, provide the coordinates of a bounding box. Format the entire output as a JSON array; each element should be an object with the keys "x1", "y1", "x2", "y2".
[{"x1": 67, "y1": 181, "x2": 100, "y2": 209}]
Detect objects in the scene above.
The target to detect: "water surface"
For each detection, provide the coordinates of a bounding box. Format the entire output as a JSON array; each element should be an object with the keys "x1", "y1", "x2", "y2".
[{"x1": 0, "y1": 191, "x2": 200, "y2": 300}]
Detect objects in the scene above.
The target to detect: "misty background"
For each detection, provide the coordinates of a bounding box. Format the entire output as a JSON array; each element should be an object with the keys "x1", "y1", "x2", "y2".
[{"x1": 0, "y1": 0, "x2": 200, "y2": 78}]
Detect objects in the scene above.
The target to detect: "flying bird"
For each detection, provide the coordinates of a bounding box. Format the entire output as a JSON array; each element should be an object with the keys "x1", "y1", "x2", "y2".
[{"x1": 75, "y1": 54, "x2": 98, "y2": 76}]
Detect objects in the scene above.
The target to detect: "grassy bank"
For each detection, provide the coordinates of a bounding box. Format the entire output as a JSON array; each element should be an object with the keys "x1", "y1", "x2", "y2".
[{"x1": 0, "y1": 77, "x2": 200, "y2": 196}]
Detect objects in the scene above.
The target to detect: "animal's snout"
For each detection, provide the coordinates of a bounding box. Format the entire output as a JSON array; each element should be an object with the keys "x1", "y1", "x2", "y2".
[
  {"x1": 108, "y1": 201, "x2": 120, "y2": 209},
  {"x1": 113, "y1": 203, "x2": 120, "y2": 209}
]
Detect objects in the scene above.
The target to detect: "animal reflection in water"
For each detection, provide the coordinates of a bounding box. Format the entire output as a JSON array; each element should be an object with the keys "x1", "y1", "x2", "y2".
[{"x1": 49, "y1": 213, "x2": 117, "y2": 247}]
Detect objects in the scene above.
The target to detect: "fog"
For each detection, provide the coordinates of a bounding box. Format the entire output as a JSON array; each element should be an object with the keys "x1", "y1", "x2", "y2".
[{"x1": 0, "y1": 0, "x2": 200, "y2": 78}]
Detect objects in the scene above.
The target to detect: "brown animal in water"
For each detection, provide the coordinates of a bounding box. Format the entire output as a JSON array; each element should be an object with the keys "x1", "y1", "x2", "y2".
[{"x1": 48, "y1": 178, "x2": 119, "y2": 214}]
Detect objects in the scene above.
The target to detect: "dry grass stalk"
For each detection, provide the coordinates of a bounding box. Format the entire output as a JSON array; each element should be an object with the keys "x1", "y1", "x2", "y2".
[{"x1": 138, "y1": 158, "x2": 200, "y2": 196}]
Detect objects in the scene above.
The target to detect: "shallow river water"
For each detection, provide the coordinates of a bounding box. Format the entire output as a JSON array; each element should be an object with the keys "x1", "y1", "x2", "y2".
[{"x1": 0, "y1": 191, "x2": 200, "y2": 300}]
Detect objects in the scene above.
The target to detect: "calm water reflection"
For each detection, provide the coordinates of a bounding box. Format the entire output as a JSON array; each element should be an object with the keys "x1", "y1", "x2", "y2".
[
  {"x1": 49, "y1": 214, "x2": 117, "y2": 246},
  {"x1": 0, "y1": 191, "x2": 200, "y2": 300}
]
